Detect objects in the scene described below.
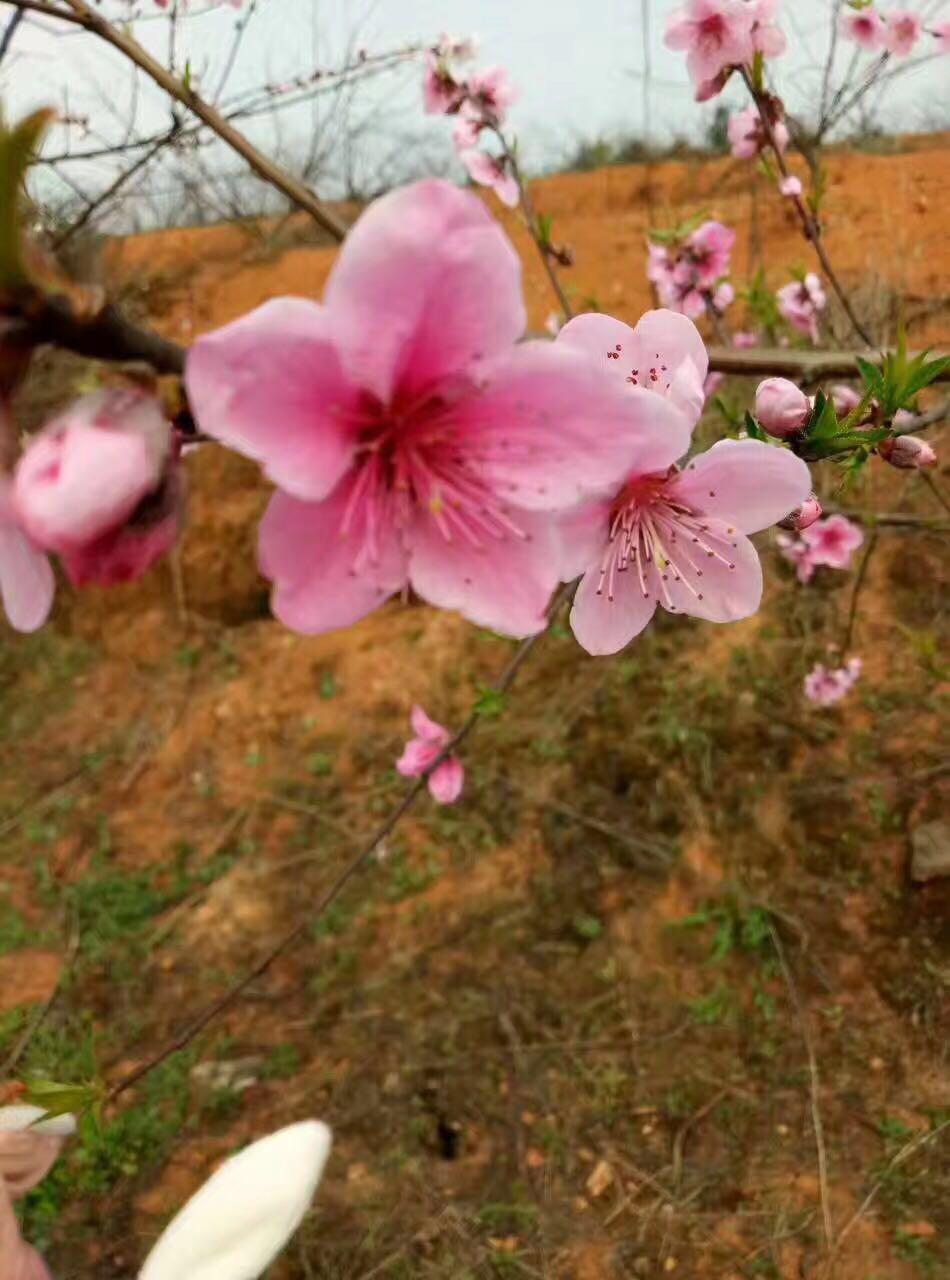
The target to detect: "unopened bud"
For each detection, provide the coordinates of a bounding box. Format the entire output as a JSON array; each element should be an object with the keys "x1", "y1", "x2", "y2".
[
  {"x1": 878, "y1": 435, "x2": 937, "y2": 470},
  {"x1": 778, "y1": 494, "x2": 822, "y2": 532},
  {"x1": 755, "y1": 377, "x2": 810, "y2": 438}
]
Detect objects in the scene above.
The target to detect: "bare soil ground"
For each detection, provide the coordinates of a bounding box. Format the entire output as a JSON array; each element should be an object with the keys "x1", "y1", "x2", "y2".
[{"x1": 2, "y1": 139, "x2": 948, "y2": 1280}]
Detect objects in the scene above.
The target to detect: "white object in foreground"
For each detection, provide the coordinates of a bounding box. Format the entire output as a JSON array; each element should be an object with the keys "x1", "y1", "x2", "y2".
[{"x1": 139, "y1": 1121, "x2": 332, "y2": 1280}]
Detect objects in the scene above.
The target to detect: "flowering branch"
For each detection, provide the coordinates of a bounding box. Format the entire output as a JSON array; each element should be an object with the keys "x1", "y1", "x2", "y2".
[
  {"x1": 739, "y1": 67, "x2": 873, "y2": 347},
  {"x1": 105, "y1": 583, "x2": 575, "y2": 1103}
]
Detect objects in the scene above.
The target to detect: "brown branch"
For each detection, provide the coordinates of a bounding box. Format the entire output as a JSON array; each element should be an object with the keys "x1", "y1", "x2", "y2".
[
  {"x1": 739, "y1": 66, "x2": 873, "y2": 347},
  {"x1": 705, "y1": 345, "x2": 950, "y2": 383},
  {"x1": 25, "y1": 294, "x2": 185, "y2": 374},
  {"x1": 104, "y1": 583, "x2": 574, "y2": 1103},
  {"x1": 38, "y1": 0, "x2": 349, "y2": 241},
  {"x1": 842, "y1": 527, "x2": 878, "y2": 654}
]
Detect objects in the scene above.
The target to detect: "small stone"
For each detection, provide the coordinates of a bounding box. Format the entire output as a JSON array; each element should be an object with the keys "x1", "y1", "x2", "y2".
[
  {"x1": 586, "y1": 1159, "x2": 614, "y2": 1199},
  {"x1": 910, "y1": 821, "x2": 950, "y2": 883},
  {"x1": 870, "y1": 1057, "x2": 885, "y2": 1072},
  {"x1": 190, "y1": 1056, "x2": 263, "y2": 1093}
]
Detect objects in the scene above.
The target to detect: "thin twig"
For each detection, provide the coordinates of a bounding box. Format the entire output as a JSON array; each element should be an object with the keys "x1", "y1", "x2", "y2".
[
  {"x1": 0, "y1": 6, "x2": 23, "y2": 63},
  {"x1": 104, "y1": 584, "x2": 576, "y2": 1103},
  {"x1": 767, "y1": 922, "x2": 834, "y2": 1255},
  {"x1": 920, "y1": 471, "x2": 950, "y2": 515},
  {"x1": 705, "y1": 346, "x2": 950, "y2": 383},
  {"x1": 43, "y1": 0, "x2": 348, "y2": 240},
  {"x1": 842, "y1": 527, "x2": 878, "y2": 654},
  {"x1": 1, "y1": 916, "x2": 80, "y2": 1076},
  {"x1": 739, "y1": 66, "x2": 872, "y2": 347}
]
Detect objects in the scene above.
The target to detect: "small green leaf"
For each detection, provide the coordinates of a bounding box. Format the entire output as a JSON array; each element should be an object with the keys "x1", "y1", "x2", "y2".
[
  {"x1": 742, "y1": 410, "x2": 768, "y2": 441},
  {"x1": 805, "y1": 389, "x2": 839, "y2": 440},
  {"x1": 21, "y1": 1076, "x2": 103, "y2": 1121},
  {"x1": 0, "y1": 108, "x2": 54, "y2": 290},
  {"x1": 536, "y1": 213, "x2": 553, "y2": 247},
  {"x1": 474, "y1": 687, "x2": 507, "y2": 717}
]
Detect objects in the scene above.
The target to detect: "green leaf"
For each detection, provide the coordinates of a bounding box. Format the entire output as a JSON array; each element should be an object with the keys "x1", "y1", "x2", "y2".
[
  {"x1": 903, "y1": 354, "x2": 950, "y2": 401},
  {"x1": 805, "y1": 389, "x2": 839, "y2": 440},
  {"x1": 855, "y1": 355, "x2": 884, "y2": 396},
  {"x1": 474, "y1": 687, "x2": 507, "y2": 718},
  {"x1": 743, "y1": 410, "x2": 768, "y2": 442},
  {"x1": 536, "y1": 212, "x2": 553, "y2": 247},
  {"x1": 21, "y1": 1076, "x2": 104, "y2": 1122},
  {"x1": 0, "y1": 108, "x2": 54, "y2": 290}
]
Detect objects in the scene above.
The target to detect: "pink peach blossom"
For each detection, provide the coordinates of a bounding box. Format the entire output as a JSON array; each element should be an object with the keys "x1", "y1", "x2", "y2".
[
  {"x1": 776, "y1": 531, "x2": 817, "y2": 582},
  {"x1": 396, "y1": 705, "x2": 464, "y2": 803},
  {"x1": 188, "y1": 181, "x2": 684, "y2": 639},
  {"x1": 422, "y1": 52, "x2": 465, "y2": 115},
  {"x1": 748, "y1": 0, "x2": 787, "y2": 58},
  {"x1": 14, "y1": 389, "x2": 171, "y2": 554},
  {"x1": 934, "y1": 21, "x2": 950, "y2": 53},
  {"x1": 804, "y1": 657, "x2": 862, "y2": 706},
  {"x1": 727, "y1": 104, "x2": 789, "y2": 158},
  {"x1": 452, "y1": 114, "x2": 481, "y2": 151},
  {"x1": 463, "y1": 66, "x2": 517, "y2": 126},
  {"x1": 712, "y1": 281, "x2": 735, "y2": 313},
  {"x1": 704, "y1": 372, "x2": 726, "y2": 402},
  {"x1": 879, "y1": 434, "x2": 937, "y2": 469},
  {"x1": 755, "y1": 377, "x2": 810, "y2": 437},
  {"x1": 840, "y1": 8, "x2": 887, "y2": 50},
  {"x1": 802, "y1": 514, "x2": 864, "y2": 570},
  {"x1": 830, "y1": 383, "x2": 862, "y2": 415},
  {"x1": 664, "y1": 0, "x2": 756, "y2": 86},
  {"x1": 732, "y1": 330, "x2": 759, "y2": 349},
  {"x1": 777, "y1": 273, "x2": 826, "y2": 344},
  {"x1": 778, "y1": 494, "x2": 822, "y2": 532},
  {"x1": 779, "y1": 175, "x2": 802, "y2": 197},
  {"x1": 685, "y1": 220, "x2": 735, "y2": 288},
  {"x1": 0, "y1": 475, "x2": 54, "y2": 632},
  {"x1": 562, "y1": 435, "x2": 811, "y2": 654},
  {"x1": 460, "y1": 148, "x2": 519, "y2": 206},
  {"x1": 884, "y1": 9, "x2": 922, "y2": 56}
]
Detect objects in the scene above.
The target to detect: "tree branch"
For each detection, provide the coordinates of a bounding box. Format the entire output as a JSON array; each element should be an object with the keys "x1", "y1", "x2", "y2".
[{"x1": 32, "y1": 0, "x2": 350, "y2": 241}]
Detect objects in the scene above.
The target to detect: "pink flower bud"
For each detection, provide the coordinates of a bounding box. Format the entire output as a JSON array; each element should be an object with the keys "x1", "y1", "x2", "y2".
[
  {"x1": 878, "y1": 434, "x2": 937, "y2": 470},
  {"x1": 14, "y1": 389, "x2": 171, "y2": 554},
  {"x1": 755, "y1": 377, "x2": 811, "y2": 437},
  {"x1": 778, "y1": 493, "x2": 822, "y2": 532}
]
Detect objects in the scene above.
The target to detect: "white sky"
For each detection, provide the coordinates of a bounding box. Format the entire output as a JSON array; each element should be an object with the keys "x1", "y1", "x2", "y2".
[{"x1": 3, "y1": 0, "x2": 949, "y2": 221}]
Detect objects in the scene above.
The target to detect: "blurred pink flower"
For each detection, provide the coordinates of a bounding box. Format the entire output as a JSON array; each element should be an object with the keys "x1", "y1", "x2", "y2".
[
  {"x1": 396, "y1": 705, "x2": 464, "y2": 803},
  {"x1": 550, "y1": 353, "x2": 810, "y2": 654},
  {"x1": 755, "y1": 376, "x2": 810, "y2": 437},
  {"x1": 464, "y1": 66, "x2": 517, "y2": 126},
  {"x1": 732, "y1": 330, "x2": 759, "y2": 349},
  {"x1": 830, "y1": 383, "x2": 862, "y2": 415},
  {"x1": 804, "y1": 657, "x2": 862, "y2": 706},
  {"x1": 460, "y1": 148, "x2": 519, "y2": 206},
  {"x1": 727, "y1": 104, "x2": 789, "y2": 158},
  {"x1": 779, "y1": 175, "x2": 803, "y2": 197},
  {"x1": 704, "y1": 371, "x2": 726, "y2": 402},
  {"x1": 422, "y1": 52, "x2": 466, "y2": 115},
  {"x1": 802, "y1": 514, "x2": 863, "y2": 569},
  {"x1": 934, "y1": 21, "x2": 950, "y2": 53},
  {"x1": 712, "y1": 281, "x2": 735, "y2": 313},
  {"x1": 0, "y1": 475, "x2": 54, "y2": 633},
  {"x1": 749, "y1": 0, "x2": 787, "y2": 57},
  {"x1": 884, "y1": 9, "x2": 922, "y2": 55},
  {"x1": 665, "y1": 0, "x2": 756, "y2": 85},
  {"x1": 776, "y1": 531, "x2": 817, "y2": 582},
  {"x1": 452, "y1": 114, "x2": 481, "y2": 151},
  {"x1": 777, "y1": 273, "x2": 826, "y2": 344},
  {"x1": 188, "y1": 181, "x2": 675, "y2": 639},
  {"x1": 840, "y1": 8, "x2": 887, "y2": 50},
  {"x1": 685, "y1": 220, "x2": 735, "y2": 288}
]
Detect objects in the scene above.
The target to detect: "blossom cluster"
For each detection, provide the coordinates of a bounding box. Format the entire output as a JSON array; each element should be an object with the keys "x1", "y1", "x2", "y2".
[
  {"x1": 777, "y1": 514, "x2": 864, "y2": 584},
  {"x1": 665, "y1": 0, "x2": 787, "y2": 100},
  {"x1": 841, "y1": 7, "x2": 950, "y2": 57},
  {"x1": 776, "y1": 273, "x2": 827, "y2": 344},
  {"x1": 804, "y1": 656, "x2": 862, "y2": 706},
  {"x1": 422, "y1": 36, "x2": 520, "y2": 206},
  {"x1": 647, "y1": 221, "x2": 736, "y2": 321}
]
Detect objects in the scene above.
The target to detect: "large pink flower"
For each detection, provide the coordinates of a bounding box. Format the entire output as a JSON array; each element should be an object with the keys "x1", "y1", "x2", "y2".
[
  {"x1": 0, "y1": 476, "x2": 54, "y2": 633},
  {"x1": 884, "y1": 9, "x2": 922, "y2": 56},
  {"x1": 463, "y1": 66, "x2": 518, "y2": 127},
  {"x1": 460, "y1": 149, "x2": 519, "y2": 206},
  {"x1": 749, "y1": 0, "x2": 787, "y2": 58},
  {"x1": 187, "y1": 181, "x2": 685, "y2": 639},
  {"x1": 665, "y1": 0, "x2": 756, "y2": 85},
  {"x1": 685, "y1": 220, "x2": 735, "y2": 288},
  {"x1": 777, "y1": 273, "x2": 826, "y2": 344},
  {"x1": 555, "y1": 311, "x2": 808, "y2": 655},
  {"x1": 840, "y1": 8, "x2": 887, "y2": 50},
  {"x1": 801, "y1": 514, "x2": 863, "y2": 569},
  {"x1": 396, "y1": 705, "x2": 464, "y2": 803}
]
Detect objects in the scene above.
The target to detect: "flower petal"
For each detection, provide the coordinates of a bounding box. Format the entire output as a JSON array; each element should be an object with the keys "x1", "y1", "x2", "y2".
[
  {"x1": 396, "y1": 739, "x2": 440, "y2": 777},
  {"x1": 557, "y1": 310, "x2": 708, "y2": 427},
  {"x1": 570, "y1": 562, "x2": 657, "y2": 655},
  {"x1": 455, "y1": 342, "x2": 691, "y2": 513},
  {"x1": 324, "y1": 179, "x2": 525, "y2": 403},
  {"x1": 410, "y1": 705, "x2": 448, "y2": 744},
  {"x1": 656, "y1": 526, "x2": 763, "y2": 623},
  {"x1": 0, "y1": 489, "x2": 55, "y2": 633},
  {"x1": 259, "y1": 474, "x2": 409, "y2": 635},
  {"x1": 555, "y1": 498, "x2": 613, "y2": 580},
  {"x1": 408, "y1": 506, "x2": 558, "y2": 638},
  {"x1": 428, "y1": 757, "x2": 464, "y2": 804},
  {"x1": 185, "y1": 298, "x2": 362, "y2": 503},
  {"x1": 671, "y1": 439, "x2": 811, "y2": 534},
  {"x1": 140, "y1": 1121, "x2": 331, "y2": 1280}
]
